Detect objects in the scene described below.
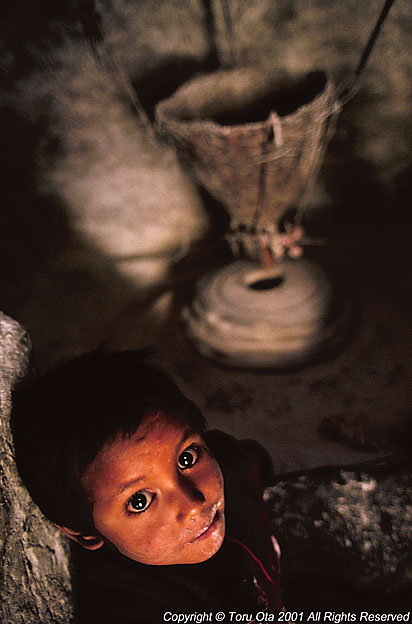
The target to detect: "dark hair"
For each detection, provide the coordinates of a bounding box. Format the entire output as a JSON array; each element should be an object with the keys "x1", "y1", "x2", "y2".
[{"x1": 11, "y1": 350, "x2": 206, "y2": 534}]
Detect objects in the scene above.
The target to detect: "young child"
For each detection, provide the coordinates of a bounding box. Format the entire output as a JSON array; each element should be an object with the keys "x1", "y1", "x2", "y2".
[{"x1": 11, "y1": 351, "x2": 281, "y2": 623}]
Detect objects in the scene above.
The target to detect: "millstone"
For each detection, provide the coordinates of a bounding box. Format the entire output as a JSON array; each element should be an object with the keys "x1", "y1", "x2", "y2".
[{"x1": 182, "y1": 259, "x2": 348, "y2": 367}]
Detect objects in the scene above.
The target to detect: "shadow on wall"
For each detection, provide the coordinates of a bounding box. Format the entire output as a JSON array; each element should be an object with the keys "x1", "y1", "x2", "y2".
[
  {"x1": 0, "y1": 107, "x2": 70, "y2": 309},
  {"x1": 0, "y1": 99, "x2": 229, "y2": 369},
  {"x1": 0, "y1": 106, "x2": 154, "y2": 366}
]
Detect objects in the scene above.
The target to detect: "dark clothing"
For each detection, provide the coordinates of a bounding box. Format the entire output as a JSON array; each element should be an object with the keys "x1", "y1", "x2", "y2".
[{"x1": 72, "y1": 431, "x2": 281, "y2": 623}]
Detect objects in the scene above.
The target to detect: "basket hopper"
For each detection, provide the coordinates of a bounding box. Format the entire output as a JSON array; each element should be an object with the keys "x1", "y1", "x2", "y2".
[{"x1": 155, "y1": 67, "x2": 340, "y2": 233}]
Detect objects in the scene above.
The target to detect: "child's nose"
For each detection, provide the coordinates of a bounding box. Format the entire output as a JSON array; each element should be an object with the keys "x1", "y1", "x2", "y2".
[{"x1": 173, "y1": 476, "x2": 206, "y2": 522}]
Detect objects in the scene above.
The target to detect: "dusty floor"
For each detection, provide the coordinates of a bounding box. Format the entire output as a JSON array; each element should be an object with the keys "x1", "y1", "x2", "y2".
[
  {"x1": 109, "y1": 235, "x2": 412, "y2": 474},
  {"x1": 5, "y1": 207, "x2": 412, "y2": 476}
]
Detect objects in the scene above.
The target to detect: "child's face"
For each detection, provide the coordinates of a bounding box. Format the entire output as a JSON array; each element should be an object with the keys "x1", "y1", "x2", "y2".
[{"x1": 81, "y1": 411, "x2": 225, "y2": 565}]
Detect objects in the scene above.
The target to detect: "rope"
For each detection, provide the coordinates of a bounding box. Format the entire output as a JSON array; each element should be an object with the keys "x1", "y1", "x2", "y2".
[
  {"x1": 295, "y1": 0, "x2": 397, "y2": 232},
  {"x1": 219, "y1": 0, "x2": 237, "y2": 66},
  {"x1": 354, "y1": 0, "x2": 396, "y2": 80},
  {"x1": 339, "y1": 0, "x2": 397, "y2": 103},
  {"x1": 252, "y1": 124, "x2": 274, "y2": 230},
  {"x1": 88, "y1": 1, "x2": 160, "y2": 146}
]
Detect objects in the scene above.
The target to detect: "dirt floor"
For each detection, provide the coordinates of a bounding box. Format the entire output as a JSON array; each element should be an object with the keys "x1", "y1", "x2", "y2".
[
  {"x1": 4, "y1": 204, "x2": 412, "y2": 476},
  {"x1": 108, "y1": 225, "x2": 412, "y2": 475}
]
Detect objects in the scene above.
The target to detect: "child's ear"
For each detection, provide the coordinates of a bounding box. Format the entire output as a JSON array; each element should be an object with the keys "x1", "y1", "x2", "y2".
[{"x1": 54, "y1": 524, "x2": 104, "y2": 550}]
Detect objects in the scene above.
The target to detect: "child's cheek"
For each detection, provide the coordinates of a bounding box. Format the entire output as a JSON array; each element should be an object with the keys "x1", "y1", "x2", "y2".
[
  {"x1": 135, "y1": 523, "x2": 181, "y2": 564},
  {"x1": 195, "y1": 458, "x2": 225, "y2": 519},
  {"x1": 206, "y1": 458, "x2": 225, "y2": 500}
]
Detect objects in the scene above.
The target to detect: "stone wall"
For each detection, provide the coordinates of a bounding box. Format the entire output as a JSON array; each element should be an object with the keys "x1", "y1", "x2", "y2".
[
  {"x1": 0, "y1": 313, "x2": 71, "y2": 624},
  {"x1": 265, "y1": 454, "x2": 412, "y2": 609}
]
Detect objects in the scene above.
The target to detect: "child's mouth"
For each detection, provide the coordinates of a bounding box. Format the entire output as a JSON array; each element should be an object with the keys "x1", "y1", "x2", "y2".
[{"x1": 189, "y1": 509, "x2": 222, "y2": 544}]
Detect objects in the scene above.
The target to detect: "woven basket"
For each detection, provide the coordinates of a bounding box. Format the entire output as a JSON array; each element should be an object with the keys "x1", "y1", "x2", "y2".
[{"x1": 155, "y1": 67, "x2": 340, "y2": 231}]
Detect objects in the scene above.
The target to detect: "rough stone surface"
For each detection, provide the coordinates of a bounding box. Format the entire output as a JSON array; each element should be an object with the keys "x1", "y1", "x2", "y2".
[
  {"x1": 0, "y1": 313, "x2": 72, "y2": 624},
  {"x1": 265, "y1": 455, "x2": 412, "y2": 609}
]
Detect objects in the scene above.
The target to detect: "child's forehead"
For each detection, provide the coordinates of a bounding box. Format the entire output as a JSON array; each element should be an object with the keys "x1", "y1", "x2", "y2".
[
  {"x1": 101, "y1": 410, "x2": 195, "y2": 457},
  {"x1": 133, "y1": 410, "x2": 190, "y2": 439}
]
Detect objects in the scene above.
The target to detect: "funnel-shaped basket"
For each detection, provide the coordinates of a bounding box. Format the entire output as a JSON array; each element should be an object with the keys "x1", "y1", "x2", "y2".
[{"x1": 155, "y1": 67, "x2": 340, "y2": 231}]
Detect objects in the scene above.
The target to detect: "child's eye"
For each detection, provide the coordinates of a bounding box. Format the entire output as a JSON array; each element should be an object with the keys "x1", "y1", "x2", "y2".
[
  {"x1": 127, "y1": 489, "x2": 154, "y2": 514},
  {"x1": 178, "y1": 446, "x2": 199, "y2": 470}
]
